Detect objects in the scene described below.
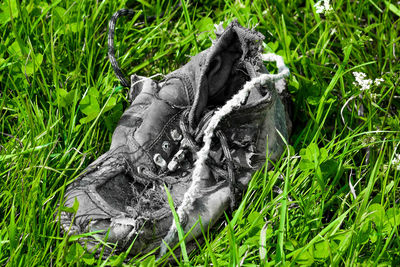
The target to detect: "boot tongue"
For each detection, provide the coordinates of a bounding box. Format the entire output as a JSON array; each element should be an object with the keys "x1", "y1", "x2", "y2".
[{"x1": 182, "y1": 20, "x2": 265, "y2": 129}]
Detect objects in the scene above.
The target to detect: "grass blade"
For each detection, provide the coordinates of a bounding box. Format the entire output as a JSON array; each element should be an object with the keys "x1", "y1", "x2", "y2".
[{"x1": 164, "y1": 184, "x2": 189, "y2": 264}]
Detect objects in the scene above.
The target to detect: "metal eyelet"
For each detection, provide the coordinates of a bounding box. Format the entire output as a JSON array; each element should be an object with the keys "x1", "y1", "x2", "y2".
[
  {"x1": 176, "y1": 150, "x2": 185, "y2": 160},
  {"x1": 171, "y1": 129, "x2": 182, "y2": 141},
  {"x1": 153, "y1": 153, "x2": 167, "y2": 171},
  {"x1": 167, "y1": 160, "x2": 178, "y2": 172},
  {"x1": 162, "y1": 141, "x2": 171, "y2": 153},
  {"x1": 137, "y1": 165, "x2": 147, "y2": 174},
  {"x1": 167, "y1": 149, "x2": 186, "y2": 171}
]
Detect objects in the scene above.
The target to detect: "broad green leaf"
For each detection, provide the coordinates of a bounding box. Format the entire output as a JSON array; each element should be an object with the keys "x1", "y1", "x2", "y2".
[
  {"x1": 289, "y1": 76, "x2": 300, "y2": 90},
  {"x1": 24, "y1": 53, "x2": 43, "y2": 75},
  {"x1": 66, "y1": 243, "x2": 77, "y2": 263},
  {"x1": 82, "y1": 253, "x2": 95, "y2": 265},
  {"x1": 80, "y1": 89, "x2": 100, "y2": 119},
  {"x1": 37, "y1": 1, "x2": 49, "y2": 10},
  {"x1": 300, "y1": 143, "x2": 320, "y2": 170},
  {"x1": 79, "y1": 112, "x2": 98, "y2": 124},
  {"x1": 53, "y1": 6, "x2": 66, "y2": 22},
  {"x1": 58, "y1": 88, "x2": 77, "y2": 108},
  {"x1": 65, "y1": 243, "x2": 84, "y2": 263},
  {"x1": 308, "y1": 143, "x2": 320, "y2": 161},
  {"x1": 139, "y1": 255, "x2": 155, "y2": 267},
  {"x1": 285, "y1": 240, "x2": 296, "y2": 251},
  {"x1": 382, "y1": 220, "x2": 392, "y2": 234},
  {"x1": 277, "y1": 49, "x2": 285, "y2": 58},
  {"x1": 299, "y1": 143, "x2": 331, "y2": 173},
  {"x1": 25, "y1": 1, "x2": 35, "y2": 14},
  {"x1": 248, "y1": 211, "x2": 262, "y2": 223},
  {"x1": 294, "y1": 247, "x2": 314, "y2": 265},
  {"x1": 306, "y1": 96, "x2": 320, "y2": 106},
  {"x1": 245, "y1": 235, "x2": 259, "y2": 247},
  {"x1": 299, "y1": 148, "x2": 310, "y2": 160},
  {"x1": 331, "y1": 231, "x2": 351, "y2": 248},
  {"x1": 76, "y1": 243, "x2": 84, "y2": 255},
  {"x1": 87, "y1": 87, "x2": 99, "y2": 97},
  {"x1": 386, "y1": 207, "x2": 400, "y2": 227},
  {"x1": 104, "y1": 96, "x2": 117, "y2": 112},
  {"x1": 266, "y1": 41, "x2": 279, "y2": 52},
  {"x1": 298, "y1": 158, "x2": 314, "y2": 170},
  {"x1": 319, "y1": 148, "x2": 328, "y2": 162},
  {"x1": 247, "y1": 211, "x2": 264, "y2": 236},
  {"x1": 0, "y1": 0, "x2": 18, "y2": 25},
  {"x1": 8, "y1": 40, "x2": 23, "y2": 57},
  {"x1": 196, "y1": 17, "x2": 214, "y2": 32},
  {"x1": 314, "y1": 240, "x2": 330, "y2": 260},
  {"x1": 68, "y1": 21, "x2": 84, "y2": 33},
  {"x1": 326, "y1": 98, "x2": 336, "y2": 104},
  {"x1": 369, "y1": 230, "x2": 378, "y2": 243},
  {"x1": 367, "y1": 203, "x2": 385, "y2": 229},
  {"x1": 80, "y1": 97, "x2": 100, "y2": 116},
  {"x1": 358, "y1": 221, "x2": 372, "y2": 244},
  {"x1": 195, "y1": 17, "x2": 214, "y2": 41},
  {"x1": 285, "y1": 35, "x2": 292, "y2": 47}
]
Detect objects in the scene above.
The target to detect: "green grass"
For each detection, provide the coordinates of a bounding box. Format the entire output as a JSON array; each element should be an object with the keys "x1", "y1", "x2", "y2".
[{"x1": 1, "y1": 0, "x2": 400, "y2": 265}]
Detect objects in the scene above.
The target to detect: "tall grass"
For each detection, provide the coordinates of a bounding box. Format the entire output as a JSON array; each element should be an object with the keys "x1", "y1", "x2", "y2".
[{"x1": 1, "y1": 0, "x2": 399, "y2": 265}]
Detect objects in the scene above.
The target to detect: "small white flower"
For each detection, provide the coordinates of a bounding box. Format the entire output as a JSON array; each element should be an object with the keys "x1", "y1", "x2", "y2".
[
  {"x1": 314, "y1": 0, "x2": 333, "y2": 14},
  {"x1": 374, "y1": 78, "x2": 384, "y2": 86},
  {"x1": 353, "y1": 71, "x2": 366, "y2": 79},
  {"x1": 392, "y1": 153, "x2": 400, "y2": 171},
  {"x1": 353, "y1": 71, "x2": 373, "y2": 91},
  {"x1": 324, "y1": 0, "x2": 333, "y2": 12},
  {"x1": 370, "y1": 93, "x2": 380, "y2": 102},
  {"x1": 314, "y1": 1, "x2": 325, "y2": 13},
  {"x1": 352, "y1": 72, "x2": 385, "y2": 91}
]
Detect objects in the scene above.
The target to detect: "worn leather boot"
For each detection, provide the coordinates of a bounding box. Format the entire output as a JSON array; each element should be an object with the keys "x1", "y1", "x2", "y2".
[{"x1": 61, "y1": 14, "x2": 291, "y2": 257}]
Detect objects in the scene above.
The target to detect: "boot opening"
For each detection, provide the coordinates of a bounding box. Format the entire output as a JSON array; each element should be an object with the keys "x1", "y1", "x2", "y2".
[{"x1": 206, "y1": 33, "x2": 249, "y2": 107}]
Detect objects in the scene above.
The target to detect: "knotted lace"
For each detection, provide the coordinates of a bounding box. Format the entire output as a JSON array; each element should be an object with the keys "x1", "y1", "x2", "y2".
[{"x1": 135, "y1": 109, "x2": 236, "y2": 194}]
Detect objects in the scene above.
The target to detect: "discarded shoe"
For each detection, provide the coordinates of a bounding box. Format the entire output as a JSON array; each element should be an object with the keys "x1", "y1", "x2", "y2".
[{"x1": 61, "y1": 10, "x2": 291, "y2": 258}]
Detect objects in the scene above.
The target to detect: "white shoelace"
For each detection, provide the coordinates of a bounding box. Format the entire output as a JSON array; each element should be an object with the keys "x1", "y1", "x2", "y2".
[{"x1": 160, "y1": 53, "x2": 290, "y2": 256}]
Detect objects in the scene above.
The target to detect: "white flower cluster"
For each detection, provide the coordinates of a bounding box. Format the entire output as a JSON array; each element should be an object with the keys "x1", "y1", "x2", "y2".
[
  {"x1": 352, "y1": 72, "x2": 384, "y2": 91},
  {"x1": 392, "y1": 153, "x2": 400, "y2": 171},
  {"x1": 374, "y1": 77, "x2": 384, "y2": 86},
  {"x1": 314, "y1": 0, "x2": 333, "y2": 14},
  {"x1": 353, "y1": 72, "x2": 372, "y2": 91}
]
